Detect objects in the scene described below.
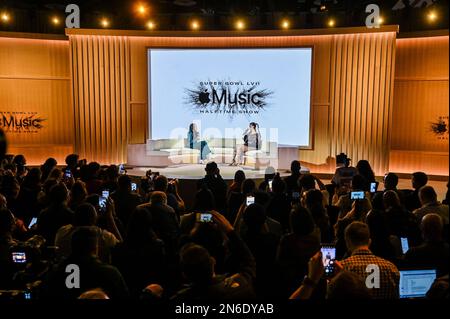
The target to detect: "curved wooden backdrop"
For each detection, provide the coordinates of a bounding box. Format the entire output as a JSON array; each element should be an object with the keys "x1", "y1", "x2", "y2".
[{"x1": 1, "y1": 28, "x2": 448, "y2": 176}]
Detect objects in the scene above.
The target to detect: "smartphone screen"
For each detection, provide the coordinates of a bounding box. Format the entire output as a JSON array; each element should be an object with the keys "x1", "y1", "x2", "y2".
[
  {"x1": 350, "y1": 191, "x2": 365, "y2": 200},
  {"x1": 400, "y1": 237, "x2": 409, "y2": 254},
  {"x1": 99, "y1": 196, "x2": 107, "y2": 211},
  {"x1": 102, "y1": 190, "x2": 110, "y2": 199},
  {"x1": 268, "y1": 180, "x2": 273, "y2": 191},
  {"x1": 28, "y1": 217, "x2": 38, "y2": 229},
  {"x1": 321, "y1": 244, "x2": 336, "y2": 276},
  {"x1": 118, "y1": 164, "x2": 125, "y2": 174},
  {"x1": 131, "y1": 182, "x2": 137, "y2": 191},
  {"x1": 246, "y1": 196, "x2": 255, "y2": 206},
  {"x1": 64, "y1": 170, "x2": 72, "y2": 178},
  {"x1": 12, "y1": 252, "x2": 27, "y2": 264},
  {"x1": 196, "y1": 213, "x2": 212, "y2": 223},
  {"x1": 370, "y1": 182, "x2": 378, "y2": 193}
]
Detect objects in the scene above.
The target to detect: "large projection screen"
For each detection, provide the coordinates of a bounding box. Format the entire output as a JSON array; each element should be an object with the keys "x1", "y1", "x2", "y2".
[{"x1": 148, "y1": 48, "x2": 313, "y2": 148}]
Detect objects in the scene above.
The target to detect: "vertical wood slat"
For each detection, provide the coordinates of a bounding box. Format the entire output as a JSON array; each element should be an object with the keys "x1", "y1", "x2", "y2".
[
  {"x1": 69, "y1": 35, "x2": 130, "y2": 164},
  {"x1": 329, "y1": 32, "x2": 396, "y2": 175}
]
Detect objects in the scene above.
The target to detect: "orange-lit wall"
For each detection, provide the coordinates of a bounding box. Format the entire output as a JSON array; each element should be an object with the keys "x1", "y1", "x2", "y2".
[
  {"x1": 390, "y1": 35, "x2": 449, "y2": 176},
  {"x1": 0, "y1": 35, "x2": 73, "y2": 165}
]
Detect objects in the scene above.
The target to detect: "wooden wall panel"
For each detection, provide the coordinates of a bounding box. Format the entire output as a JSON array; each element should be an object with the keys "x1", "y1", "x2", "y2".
[
  {"x1": 0, "y1": 36, "x2": 73, "y2": 165},
  {"x1": 304, "y1": 32, "x2": 397, "y2": 174},
  {"x1": 391, "y1": 35, "x2": 449, "y2": 176},
  {"x1": 327, "y1": 32, "x2": 396, "y2": 175},
  {"x1": 69, "y1": 35, "x2": 130, "y2": 164}
]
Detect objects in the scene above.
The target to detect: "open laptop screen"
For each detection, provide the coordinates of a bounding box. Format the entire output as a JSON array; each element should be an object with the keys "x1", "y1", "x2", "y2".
[{"x1": 399, "y1": 269, "x2": 437, "y2": 299}]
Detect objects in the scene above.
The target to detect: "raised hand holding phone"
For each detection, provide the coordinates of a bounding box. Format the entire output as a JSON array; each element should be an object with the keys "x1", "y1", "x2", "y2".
[{"x1": 307, "y1": 251, "x2": 324, "y2": 285}]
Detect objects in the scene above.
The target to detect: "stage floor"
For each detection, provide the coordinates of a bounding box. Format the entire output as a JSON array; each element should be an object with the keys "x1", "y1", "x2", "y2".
[{"x1": 127, "y1": 164, "x2": 285, "y2": 180}]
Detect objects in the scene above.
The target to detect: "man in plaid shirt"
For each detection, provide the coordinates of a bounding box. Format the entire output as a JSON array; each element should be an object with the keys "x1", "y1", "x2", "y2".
[{"x1": 339, "y1": 221, "x2": 400, "y2": 299}]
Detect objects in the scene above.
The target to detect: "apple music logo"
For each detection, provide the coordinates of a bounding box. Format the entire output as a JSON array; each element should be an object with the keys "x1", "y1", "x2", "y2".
[{"x1": 185, "y1": 80, "x2": 274, "y2": 118}]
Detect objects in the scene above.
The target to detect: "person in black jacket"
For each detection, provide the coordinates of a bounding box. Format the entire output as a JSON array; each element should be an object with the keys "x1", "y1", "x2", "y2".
[
  {"x1": 172, "y1": 210, "x2": 256, "y2": 300},
  {"x1": 37, "y1": 183, "x2": 73, "y2": 244},
  {"x1": 403, "y1": 213, "x2": 449, "y2": 277},
  {"x1": 112, "y1": 207, "x2": 167, "y2": 298},
  {"x1": 138, "y1": 191, "x2": 180, "y2": 258},
  {"x1": 284, "y1": 160, "x2": 302, "y2": 196},
  {"x1": 197, "y1": 162, "x2": 227, "y2": 214},
  {"x1": 43, "y1": 226, "x2": 129, "y2": 299}
]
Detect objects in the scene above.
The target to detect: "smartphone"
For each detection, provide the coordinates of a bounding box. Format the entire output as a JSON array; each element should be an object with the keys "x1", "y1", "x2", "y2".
[
  {"x1": 28, "y1": 217, "x2": 38, "y2": 229},
  {"x1": 101, "y1": 190, "x2": 110, "y2": 199},
  {"x1": 321, "y1": 244, "x2": 336, "y2": 276},
  {"x1": 350, "y1": 191, "x2": 365, "y2": 200},
  {"x1": 268, "y1": 180, "x2": 273, "y2": 192},
  {"x1": 131, "y1": 182, "x2": 137, "y2": 191},
  {"x1": 12, "y1": 252, "x2": 27, "y2": 264},
  {"x1": 370, "y1": 182, "x2": 378, "y2": 193},
  {"x1": 196, "y1": 213, "x2": 213, "y2": 223},
  {"x1": 246, "y1": 196, "x2": 255, "y2": 206},
  {"x1": 118, "y1": 164, "x2": 125, "y2": 174},
  {"x1": 400, "y1": 237, "x2": 409, "y2": 254},
  {"x1": 23, "y1": 291, "x2": 32, "y2": 300},
  {"x1": 98, "y1": 196, "x2": 107, "y2": 211},
  {"x1": 64, "y1": 170, "x2": 72, "y2": 179}
]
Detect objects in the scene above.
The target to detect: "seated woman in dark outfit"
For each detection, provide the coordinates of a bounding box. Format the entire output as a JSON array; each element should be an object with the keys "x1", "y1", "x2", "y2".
[{"x1": 187, "y1": 123, "x2": 211, "y2": 164}]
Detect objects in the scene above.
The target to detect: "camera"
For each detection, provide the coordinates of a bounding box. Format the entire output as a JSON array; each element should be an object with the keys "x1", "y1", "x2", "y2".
[
  {"x1": 9, "y1": 235, "x2": 46, "y2": 268},
  {"x1": 11, "y1": 252, "x2": 27, "y2": 264},
  {"x1": 336, "y1": 152, "x2": 350, "y2": 167},
  {"x1": 196, "y1": 213, "x2": 213, "y2": 223},
  {"x1": 350, "y1": 191, "x2": 365, "y2": 200}
]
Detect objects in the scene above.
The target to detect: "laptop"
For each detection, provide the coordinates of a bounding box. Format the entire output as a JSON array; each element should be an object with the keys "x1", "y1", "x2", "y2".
[{"x1": 399, "y1": 269, "x2": 437, "y2": 299}]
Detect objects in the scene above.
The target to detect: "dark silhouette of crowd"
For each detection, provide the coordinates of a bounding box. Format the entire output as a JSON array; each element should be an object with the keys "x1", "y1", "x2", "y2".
[{"x1": 0, "y1": 137, "x2": 448, "y2": 300}]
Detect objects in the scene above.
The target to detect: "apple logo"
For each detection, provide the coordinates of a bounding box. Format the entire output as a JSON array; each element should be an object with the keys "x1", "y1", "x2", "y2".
[{"x1": 198, "y1": 89, "x2": 210, "y2": 104}]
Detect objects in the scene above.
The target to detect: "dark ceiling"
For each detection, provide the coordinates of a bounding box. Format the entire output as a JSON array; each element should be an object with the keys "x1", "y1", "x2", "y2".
[{"x1": 0, "y1": 0, "x2": 448, "y2": 34}]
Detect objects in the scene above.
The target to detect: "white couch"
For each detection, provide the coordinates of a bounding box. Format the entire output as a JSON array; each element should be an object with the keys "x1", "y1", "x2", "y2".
[{"x1": 143, "y1": 138, "x2": 278, "y2": 169}]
